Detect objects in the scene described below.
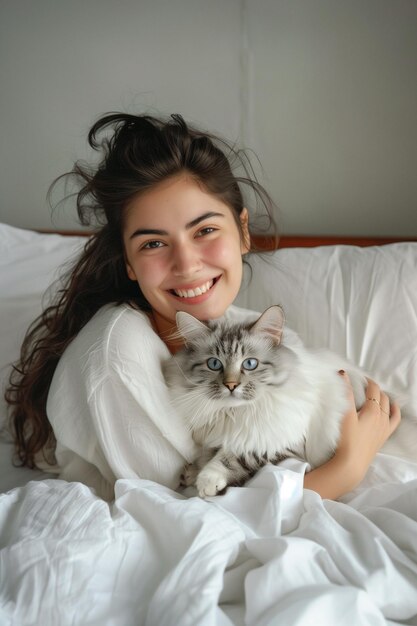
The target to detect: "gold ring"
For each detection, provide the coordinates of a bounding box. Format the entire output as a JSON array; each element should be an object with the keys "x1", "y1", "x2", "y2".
[{"x1": 367, "y1": 397, "x2": 390, "y2": 416}]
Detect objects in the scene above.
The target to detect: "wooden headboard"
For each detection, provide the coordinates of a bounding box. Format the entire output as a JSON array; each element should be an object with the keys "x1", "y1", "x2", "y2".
[
  {"x1": 252, "y1": 234, "x2": 417, "y2": 250},
  {"x1": 39, "y1": 230, "x2": 417, "y2": 251}
]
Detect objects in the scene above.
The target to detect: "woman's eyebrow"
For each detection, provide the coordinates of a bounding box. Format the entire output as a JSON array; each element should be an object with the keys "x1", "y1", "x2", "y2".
[
  {"x1": 186, "y1": 211, "x2": 224, "y2": 229},
  {"x1": 129, "y1": 228, "x2": 167, "y2": 239},
  {"x1": 129, "y1": 212, "x2": 225, "y2": 240}
]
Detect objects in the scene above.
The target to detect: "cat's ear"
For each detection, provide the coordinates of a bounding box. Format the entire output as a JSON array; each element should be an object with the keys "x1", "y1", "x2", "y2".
[
  {"x1": 175, "y1": 311, "x2": 211, "y2": 345},
  {"x1": 250, "y1": 305, "x2": 285, "y2": 345}
]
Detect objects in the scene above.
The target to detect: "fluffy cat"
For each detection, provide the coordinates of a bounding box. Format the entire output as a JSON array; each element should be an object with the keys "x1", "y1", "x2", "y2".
[{"x1": 163, "y1": 306, "x2": 403, "y2": 498}]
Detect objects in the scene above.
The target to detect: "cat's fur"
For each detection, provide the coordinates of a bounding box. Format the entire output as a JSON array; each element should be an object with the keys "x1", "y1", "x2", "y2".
[{"x1": 163, "y1": 306, "x2": 403, "y2": 498}]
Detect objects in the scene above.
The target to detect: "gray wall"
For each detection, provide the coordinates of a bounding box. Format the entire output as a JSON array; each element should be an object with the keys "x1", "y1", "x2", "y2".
[{"x1": 1, "y1": 0, "x2": 416, "y2": 236}]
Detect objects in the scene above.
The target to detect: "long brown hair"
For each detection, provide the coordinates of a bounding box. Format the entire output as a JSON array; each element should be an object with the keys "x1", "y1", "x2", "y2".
[{"x1": 5, "y1": 112, "x2": 278, "y2": 468}]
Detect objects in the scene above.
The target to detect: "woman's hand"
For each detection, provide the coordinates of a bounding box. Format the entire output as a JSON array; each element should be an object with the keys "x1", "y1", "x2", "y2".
[
  {"x1": 303, "y1": 371, "x2": 401, "y2": 500},
  {"x1": 334, "y1": 371, "x2": 401, "y2": 480}
]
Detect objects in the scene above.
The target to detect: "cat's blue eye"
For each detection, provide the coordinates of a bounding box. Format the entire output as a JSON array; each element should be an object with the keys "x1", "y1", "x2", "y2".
[
  {"x1": 207, "y1": 357, "x2": 223, "y2": 371},
  {"x1": 242, "y1": 358, "x2": 258, "y2": 371}
]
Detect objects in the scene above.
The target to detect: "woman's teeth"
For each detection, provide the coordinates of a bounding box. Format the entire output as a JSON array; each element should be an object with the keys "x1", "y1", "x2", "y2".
[{"x1": 173, "y1": 279, "x2": 214, "y2": 298}]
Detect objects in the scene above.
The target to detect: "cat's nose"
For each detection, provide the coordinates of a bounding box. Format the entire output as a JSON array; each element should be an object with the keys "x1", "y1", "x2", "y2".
[{"x1": 224, "y1": 381, "x2": 240, "y2": 392}]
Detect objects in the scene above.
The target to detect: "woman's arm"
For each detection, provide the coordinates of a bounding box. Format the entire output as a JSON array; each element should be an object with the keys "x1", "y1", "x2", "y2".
[{"x1": 303, "y1": 371, "x2": 402, "y2": 500}]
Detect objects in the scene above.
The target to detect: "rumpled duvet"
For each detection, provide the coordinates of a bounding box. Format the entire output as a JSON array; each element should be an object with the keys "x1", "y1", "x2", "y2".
[{"x1": 2, "y1": 455, "x2": 417, "y2": 626}]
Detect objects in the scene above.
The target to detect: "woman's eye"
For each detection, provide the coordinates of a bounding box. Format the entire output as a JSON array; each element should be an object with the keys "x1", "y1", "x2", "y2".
[
  {"x1": 242, "y1": 358, "x2": 258, "y2": 371},
  {"x1": 207, "y1": 357, "x2": 223, "y2": 371},
  {"x1": 197, "y1": 227, "x2": 216, "y2": 237},
  {"x1": 142, "y1": 240, "x2": 165, "y2": 250}
]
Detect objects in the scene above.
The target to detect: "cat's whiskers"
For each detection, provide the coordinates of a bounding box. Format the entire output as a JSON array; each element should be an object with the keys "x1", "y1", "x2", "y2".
[
  {"x1": 199, "y1": 395, "x2": 218, "y2": 420},
  {"x1": 171, "y1": 356, "x2": 199, "y2": 387},
  {"x1": 187, "y1": 395, "x2": 218, "y2": 431},
  {"x1": 175, "y1": 384, "x2": 215, "y2": 417}
]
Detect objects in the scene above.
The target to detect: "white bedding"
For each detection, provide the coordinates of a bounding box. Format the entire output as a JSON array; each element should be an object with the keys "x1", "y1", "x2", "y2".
[{"x1": 1, "y1": 223, "x2": 417, "y2": 625}]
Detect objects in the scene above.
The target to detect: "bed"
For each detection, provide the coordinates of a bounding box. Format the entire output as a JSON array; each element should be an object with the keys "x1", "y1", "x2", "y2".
[{"x1": 1, "y1": 221, "x2": 417, "y2": 625}]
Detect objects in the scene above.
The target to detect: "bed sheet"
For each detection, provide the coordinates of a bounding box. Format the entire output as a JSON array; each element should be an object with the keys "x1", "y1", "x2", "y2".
[{"x1": 1, "y1": 456, "x2": 417, "y2": 626}]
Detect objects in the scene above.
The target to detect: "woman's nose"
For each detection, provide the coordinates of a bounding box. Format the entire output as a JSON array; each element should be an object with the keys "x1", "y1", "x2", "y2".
[{"x1": 171, "y1": 243, "x2": 202, "y2": 277}]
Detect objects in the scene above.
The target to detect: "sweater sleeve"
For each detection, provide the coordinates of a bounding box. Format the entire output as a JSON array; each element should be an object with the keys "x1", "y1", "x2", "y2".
[{"x1": 47, "y1": 305, "x2": 198, "y2": 499}]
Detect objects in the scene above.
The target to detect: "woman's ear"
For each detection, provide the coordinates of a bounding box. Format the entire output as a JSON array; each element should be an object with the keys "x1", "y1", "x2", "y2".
[
  {"x1": 240, "y1": 208, "x2": 251, "y2": 254},
  {"x1": 125, "y1": 258, "x2": 137, "y2": 281}
]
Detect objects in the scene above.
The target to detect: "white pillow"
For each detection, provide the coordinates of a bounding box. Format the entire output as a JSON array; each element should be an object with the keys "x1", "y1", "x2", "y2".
[
  {"x1": 235, "y1": 243, "x2": 417, "y2": 417},
  {"x1": 0, "y1": 223, "x2": 86, "y2": 424}
]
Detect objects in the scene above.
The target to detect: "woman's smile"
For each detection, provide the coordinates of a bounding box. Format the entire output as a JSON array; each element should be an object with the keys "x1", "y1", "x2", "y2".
[{"x1": 169, "y1": 276, "x2": 221, "y2": 300}]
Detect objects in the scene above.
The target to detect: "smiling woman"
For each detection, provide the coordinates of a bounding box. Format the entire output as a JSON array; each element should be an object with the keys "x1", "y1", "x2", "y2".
[{"x1": 5, "y1": 112, "x2": 400, "y2": 503}]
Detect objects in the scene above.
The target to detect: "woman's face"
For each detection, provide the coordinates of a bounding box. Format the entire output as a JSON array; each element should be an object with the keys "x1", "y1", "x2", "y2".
[{"x1": 123, "y1": 175, "x2": 249, "y2": 336}]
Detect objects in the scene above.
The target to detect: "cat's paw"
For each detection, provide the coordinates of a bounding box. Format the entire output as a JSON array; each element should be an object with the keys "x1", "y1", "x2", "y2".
[
  {"x1": 196, "y1": 470, "x2": 227, "y2": 498},
  {"x1": 179, "y1": 463, "x2": 199, "y2": 487}
]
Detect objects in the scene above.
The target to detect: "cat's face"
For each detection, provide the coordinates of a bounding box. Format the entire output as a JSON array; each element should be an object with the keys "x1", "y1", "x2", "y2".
[
  {"x1": 182, "y1": 328, "x2": 279, "y2": 406},
  {"x1": 172, "y1": 306, "x2": 292, "y2": 408}
]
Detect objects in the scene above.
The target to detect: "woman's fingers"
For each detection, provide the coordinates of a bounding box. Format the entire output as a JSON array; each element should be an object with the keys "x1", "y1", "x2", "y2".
[
  {"x1": 338, "y1": 372, "x2": 402, "y2": 444},
  {"x1": 361, "y1": 378, "x2": 402, "y2": 445},
  {"x1": 379, "y1": 390, "x2": 391, "y2": 416},
  {"x1": 364, "y1": 377, "x2": 381, "y2": 404},
  {"x1": 333, "y1": 371, "x2": 402, "y2": 490},
  {"x1": 388, "y1": 401, "x2": 402, "y2": 434},
  {"x1": 363, "y1": 378, "x2": 401, "y2": 431}
]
